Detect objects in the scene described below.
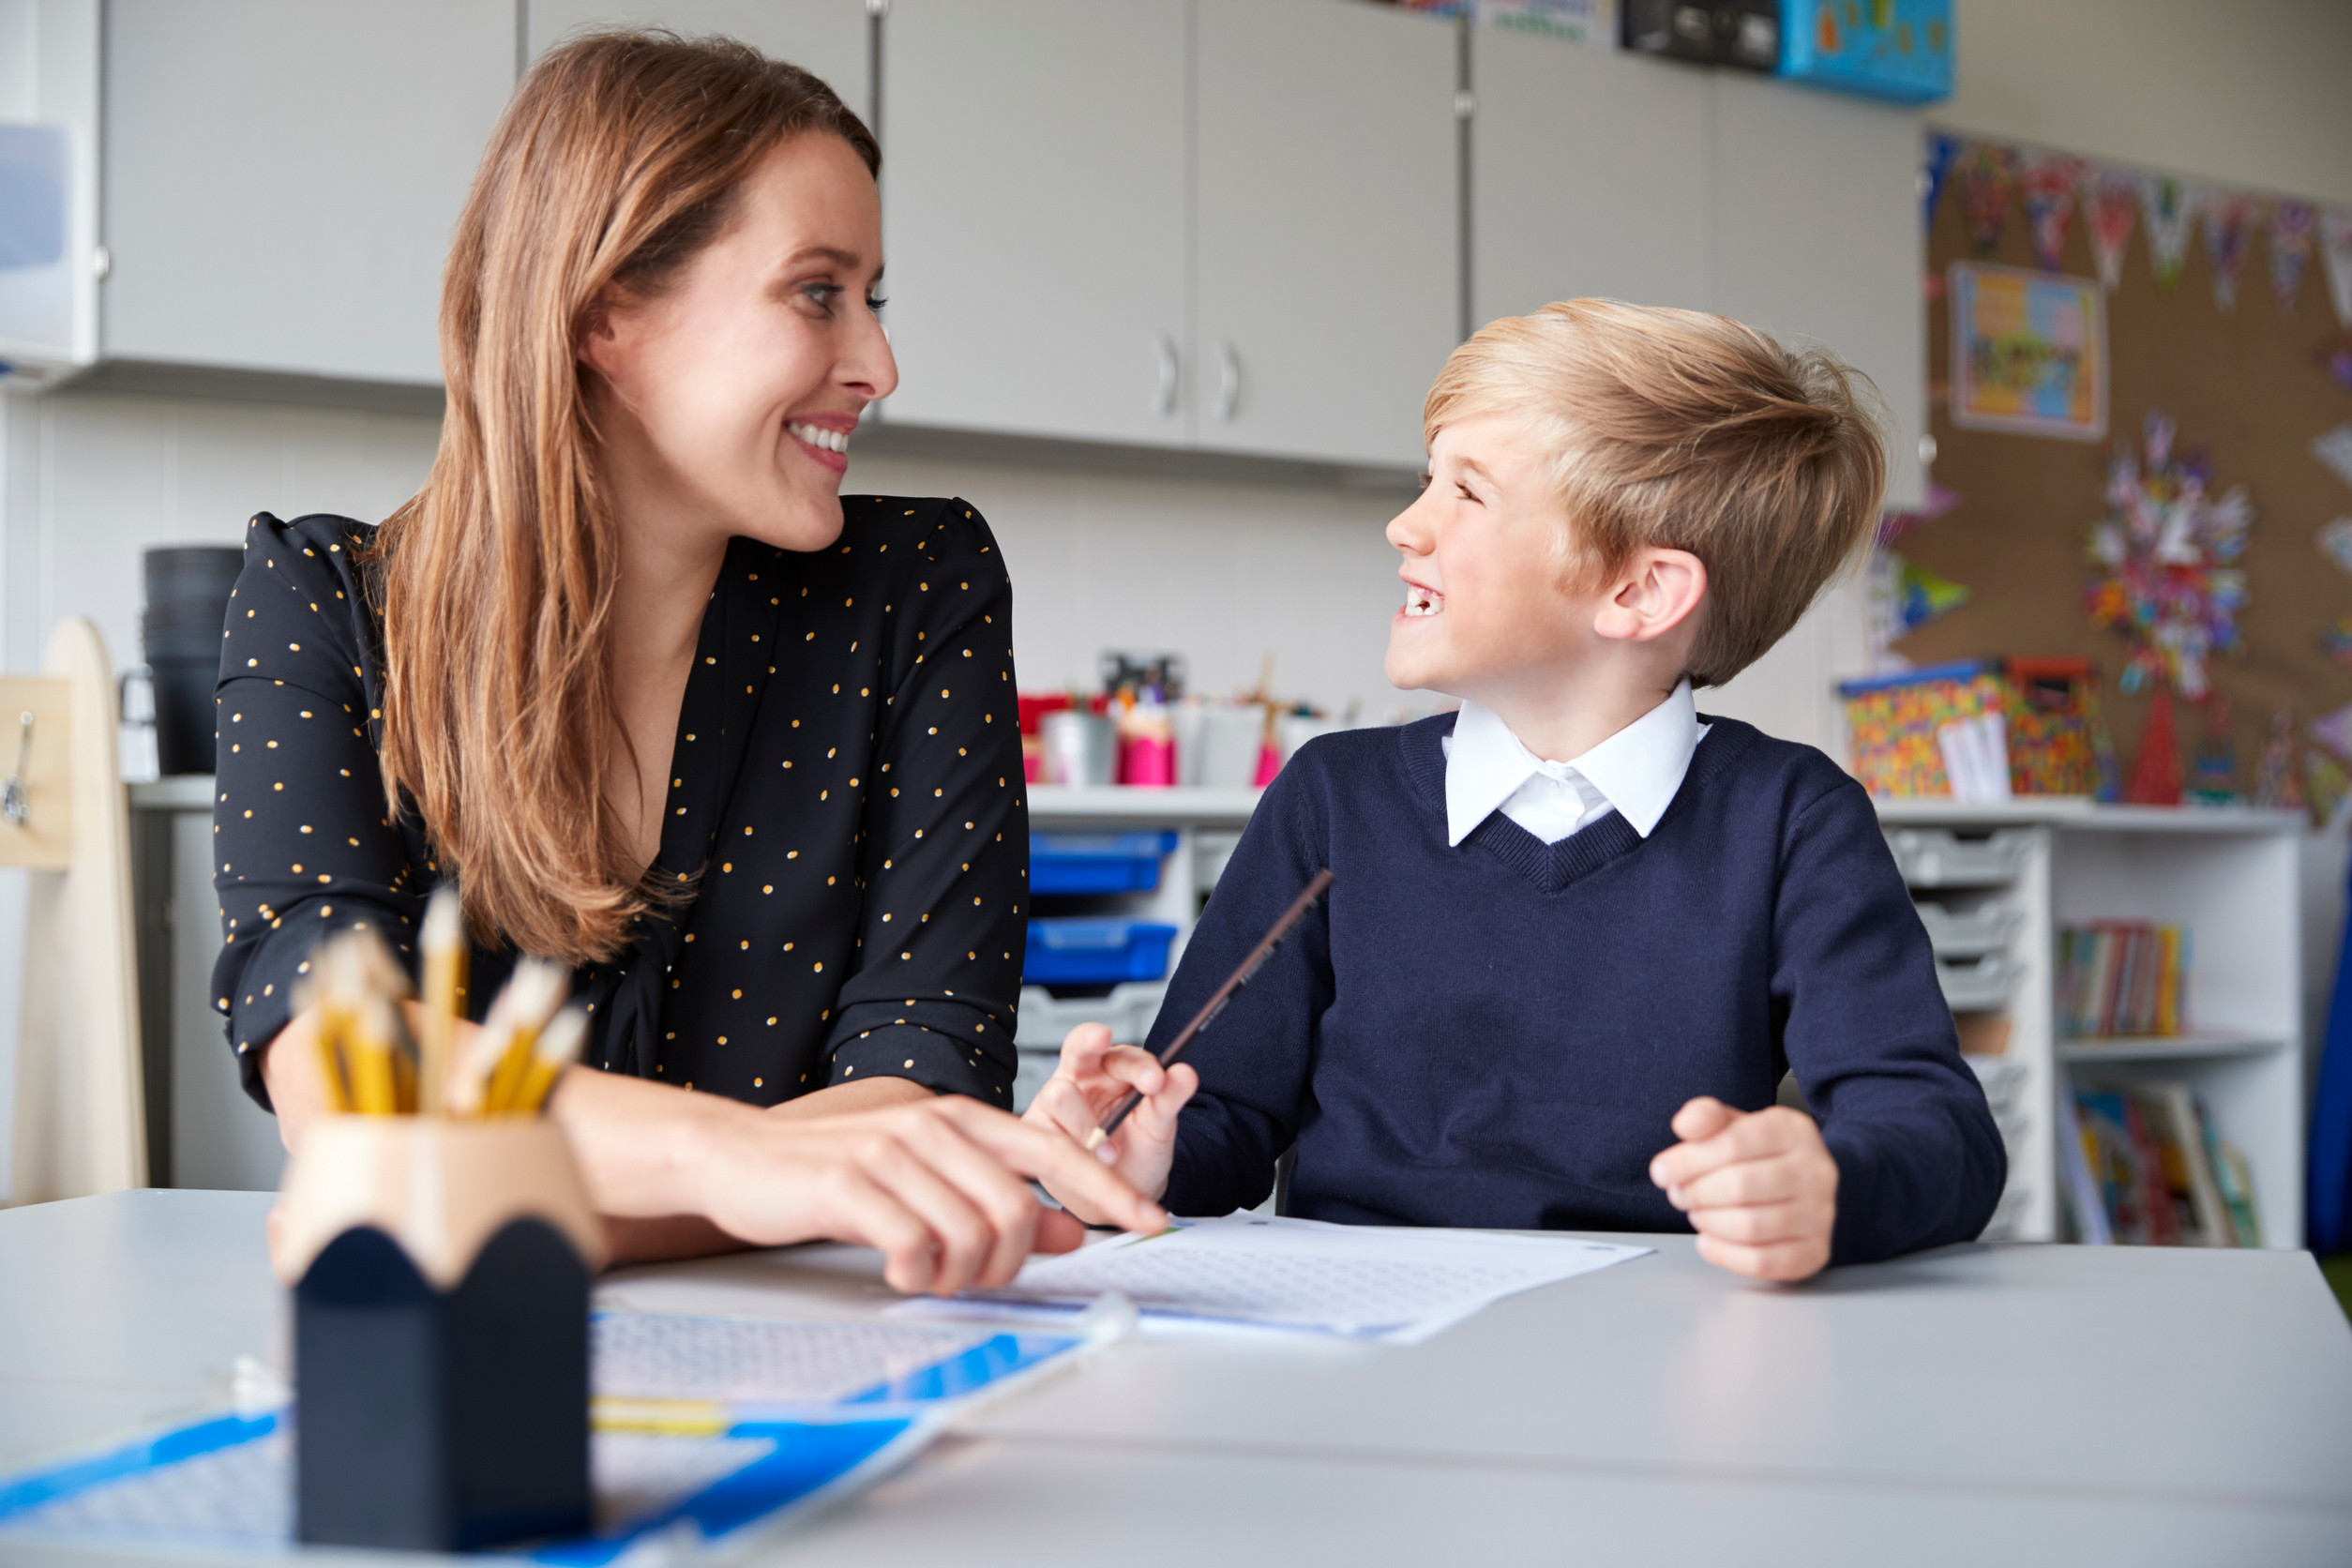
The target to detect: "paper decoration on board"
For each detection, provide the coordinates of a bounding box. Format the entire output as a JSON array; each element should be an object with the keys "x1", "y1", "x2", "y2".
[
  {"x1": 2270, "y1": 201, "x2": 2318, "y2": 316},
  {"x1": 1894, "y1": 558, "x2": 1970, "y2": 630},
  {"x1": 2324, "y1": 612, "x2": 2352, "y2": 665},
  {"x1": 2019, "y1": 154, "x2": 2087, "y2": 271},
  {"x1": 2318, "y1": 517, "x2": 2352, "y2": 574},
  {"x1": 2310, "y1": 701, "x2": 2352, "y2": 765},
  {"x1": 1949, "y1": 262, "x2": 2107, "y2": 440},
  {"x1": 1923, "y1": 133, "x2": 1961, "y2": 232},
  {"x1": 2314, "y1": 424, "x2": 2352, "y2": 491},
  {"x1": 1876, "y1": 481, "x2": 1963, "y2": 547},
  {"x1": 2085, "y1": 411, "x2": 2253, "y2": 701},
  {"x1": 2139, "y1": 177, "x2": 2197, "y2": 291},
  {"x1": 2082, "y1": 172, "x2": 2140, "y2": 292},
  {"x1": 2323, "y1": 211, "x2": 2352, "y2": 328},
  {"x1": 2253, "y1": 709, "x2": 2306, "y2": 812},
  {"x1": 2200, "y1": 193, "x2": 2257, "y2": 312},
  {"x1": 2322, "y1": 334, "x2": 2352, "y2": 396},
  {"x1": 1958, "y1": 144, "x2": 2018, "y2": 252}
]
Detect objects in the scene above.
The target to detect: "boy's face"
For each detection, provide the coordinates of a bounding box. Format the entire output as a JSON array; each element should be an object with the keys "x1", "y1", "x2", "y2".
[{"x1": 1383, "y1": 413, "x2": 1605, "y2": 701}]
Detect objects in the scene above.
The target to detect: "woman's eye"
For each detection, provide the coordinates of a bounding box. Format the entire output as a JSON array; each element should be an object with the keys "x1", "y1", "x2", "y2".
[
  {"x1": 865, "y1": 294, "x2": 888, "y2": 313},
  {"x1": 799, "y1": 283, "x2": 843, "y2": 313}
]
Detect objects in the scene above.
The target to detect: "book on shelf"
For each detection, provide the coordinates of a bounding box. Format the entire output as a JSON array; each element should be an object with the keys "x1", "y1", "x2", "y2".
[
  {"x1": 2058, "y1": 921, "x2": 2191, "y2": 1037},
  {"x1": 2066, "y1": 1077, "x2": 2259, "y2": 1246}
]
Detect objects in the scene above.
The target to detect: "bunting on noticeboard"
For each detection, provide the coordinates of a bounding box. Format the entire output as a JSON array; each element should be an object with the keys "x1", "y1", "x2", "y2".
[
  {"x1": 2140, "y1": 176, "x2": 2197, "y2": 292},
  {"x1": 2201, "y1": 192, "x2": 2257, "y2": 312},
  {"x1": 2324, "y1": 212, "x2": 2352, "y2": 330},
  {"x1": 1928, "y1": 133, "x2": 2352, "y2": 328},
  {"x1": 2082, "y1": 172, "x2": 2140, "y2": 292},
  {"x1": 2270, "y1": 201, "x2": 2318, "y2": 316},
  {"x1": 1922, "y1": 133, "x2": 1961, "y2": 234},
  {"x1": 1958, "y1": 144, "x2": 2018, "y2": 252},
  {"x1": 2019, "y1": 154, "x2": 2087, "y2": 272}
]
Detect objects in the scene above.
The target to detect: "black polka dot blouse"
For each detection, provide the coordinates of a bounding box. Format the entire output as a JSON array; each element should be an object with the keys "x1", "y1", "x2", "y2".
[{"x1": 211, "y1": 497, "x2": 1029, "y2": 1113}]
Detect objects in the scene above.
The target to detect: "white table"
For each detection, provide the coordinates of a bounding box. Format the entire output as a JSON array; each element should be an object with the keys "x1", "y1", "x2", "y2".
[{"x1": 5, "y1": 1191, "x2": 2351, "y2": 1566}]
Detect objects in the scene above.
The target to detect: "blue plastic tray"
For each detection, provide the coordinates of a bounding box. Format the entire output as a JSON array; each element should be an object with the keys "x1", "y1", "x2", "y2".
[
  {"x1": 1030, "y1": 831, "x2": 1180, "y2": 896},
  {"x1": 1023, "y1": 919, "x2": 1178, "y2": 987}
]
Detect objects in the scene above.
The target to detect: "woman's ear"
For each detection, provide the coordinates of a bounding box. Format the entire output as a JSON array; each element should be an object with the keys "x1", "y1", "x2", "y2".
[
  {"x1": 575, "y1": 282, "x2": 631, "y2": 378},
  {"x1": 1593, "y1": 547, "x2": 1707, "y2": 644}
]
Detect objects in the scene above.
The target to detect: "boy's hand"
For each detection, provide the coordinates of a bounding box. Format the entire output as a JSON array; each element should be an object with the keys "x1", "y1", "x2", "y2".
[
  {"x1": 1024, "y1": 1023, "x2": 1197, "y2": 1225},
  {"x1": 1649, "y1": 1096, "x2": 1838, "y2": 1282}
]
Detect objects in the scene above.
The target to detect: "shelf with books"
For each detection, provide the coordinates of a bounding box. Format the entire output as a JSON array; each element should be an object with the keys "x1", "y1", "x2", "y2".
[{"x1": 2058, "y1": 1033, "x2": 2291, "y2": 1063}]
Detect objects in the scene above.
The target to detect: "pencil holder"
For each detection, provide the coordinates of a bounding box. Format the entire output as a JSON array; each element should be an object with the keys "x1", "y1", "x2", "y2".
[{"x1": 272, "y1": 1115, "x2": 609, "y2": 1552}]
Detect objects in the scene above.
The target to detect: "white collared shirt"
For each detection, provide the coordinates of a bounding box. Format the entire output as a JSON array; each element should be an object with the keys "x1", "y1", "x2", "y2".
[{"x1": 1441, "y1": 681, "x2": 1710, "y2": 847}]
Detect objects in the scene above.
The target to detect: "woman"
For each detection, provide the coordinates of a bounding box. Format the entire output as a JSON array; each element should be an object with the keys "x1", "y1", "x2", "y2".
[{"x1": 212, "y1": 30, "x2": 1160, "y2": 1290}]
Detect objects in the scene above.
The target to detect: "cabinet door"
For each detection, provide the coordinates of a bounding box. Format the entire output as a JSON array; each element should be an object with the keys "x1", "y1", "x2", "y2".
[
  {"x1": 1472, "y1": 30, "x2": 1709, "y2": 322},
  {"x1": 878, "y1": 0, "x2": 1189, "y2": 447},
  {"x1": 1706, "y1": 72, "x2": 1924, "y2": 508},
  {"x1": 1196, "y1": 0, "x2": 1457, "y2": 469},
  {"x1": 102, "y1": 1, "x2": 515, "y2": 385},
  {"x1": 525, "y1": 1, "x2": 867, "y2": 118}
]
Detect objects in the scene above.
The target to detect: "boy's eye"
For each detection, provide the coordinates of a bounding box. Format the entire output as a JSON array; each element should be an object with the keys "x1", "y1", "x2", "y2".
[{"x1": 1417, "y1": 472, "x2": 1434, "y2": 491}]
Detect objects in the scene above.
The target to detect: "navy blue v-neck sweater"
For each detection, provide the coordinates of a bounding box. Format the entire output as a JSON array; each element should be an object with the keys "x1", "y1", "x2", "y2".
[{"x1": 1154, "y1": 713, "x2": 2006, "y2": 1266}]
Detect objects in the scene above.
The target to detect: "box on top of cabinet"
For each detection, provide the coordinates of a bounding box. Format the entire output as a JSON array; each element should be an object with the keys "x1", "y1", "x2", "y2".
[{"x1": 1777, "y1": 0, "x2": 1952, "y2": 104}]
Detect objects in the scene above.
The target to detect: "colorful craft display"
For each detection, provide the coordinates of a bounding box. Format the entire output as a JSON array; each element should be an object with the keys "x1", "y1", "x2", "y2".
[
  {"x1": 1926, "y1": 136, "x2": 2352, "y2": 330},
  {"x1": 2252, "y1": 709, "x2": 2305, "y2": 813},
  {"x1": 2084, "y1": 412, "x2": 2253, "y2": 701},
  {"x1": 1778, "y1": 0, "x2": 1952, "y2": 104},
  {"x1": 1838, "y1": 658, "x2": 2107, "y2": 799}
]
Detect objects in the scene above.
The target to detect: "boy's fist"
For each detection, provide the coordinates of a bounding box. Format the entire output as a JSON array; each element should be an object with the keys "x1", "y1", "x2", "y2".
[
  {"x1": 1649, "y1": 1096, "x2": 1838, "y2": 1282},
  {"x1": 1024, "y1": 1023, "x2": 1197, "y2": 1225}
]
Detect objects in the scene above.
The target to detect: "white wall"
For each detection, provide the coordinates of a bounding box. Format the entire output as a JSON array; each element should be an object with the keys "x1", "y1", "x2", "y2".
[{"x1": 1938, "y1": 0, "x2": 2352, "y2": 205}]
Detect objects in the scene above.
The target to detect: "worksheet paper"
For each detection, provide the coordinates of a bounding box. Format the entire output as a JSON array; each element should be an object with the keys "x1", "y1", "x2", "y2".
[{"x1": 892, "y1": 1215, "x2": 1651, "y2": 1344}]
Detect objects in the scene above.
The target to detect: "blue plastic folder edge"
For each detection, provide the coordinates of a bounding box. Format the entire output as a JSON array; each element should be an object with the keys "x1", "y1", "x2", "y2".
[{"x1": 0, "y1": 1326, "x2": 1086, "y2": 1560}]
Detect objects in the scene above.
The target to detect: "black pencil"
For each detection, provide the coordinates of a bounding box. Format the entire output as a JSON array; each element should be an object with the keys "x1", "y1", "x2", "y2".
[{"x1": 1083, "y1": 868, "x2": 1334, "y2": 1152}]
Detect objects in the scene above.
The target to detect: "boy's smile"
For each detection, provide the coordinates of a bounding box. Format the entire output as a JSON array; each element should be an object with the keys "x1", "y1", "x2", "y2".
[{"x1": 1384, "y1": 411, "x2": 1596, "y2": 703}]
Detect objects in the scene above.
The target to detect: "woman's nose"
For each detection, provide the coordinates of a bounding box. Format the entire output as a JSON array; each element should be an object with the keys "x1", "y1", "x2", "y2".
[{"x1": 841, "y1": 309, "x2": 898, "y2": 402}]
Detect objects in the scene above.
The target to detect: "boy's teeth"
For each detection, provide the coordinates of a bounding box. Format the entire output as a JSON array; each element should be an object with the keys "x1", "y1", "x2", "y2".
[
  {"x1": 791, "y1": 422, "x2": 850, "y2": 454},
  {"x1": 1404, "y1": 585, "x2": 1441, "y2": 617}
]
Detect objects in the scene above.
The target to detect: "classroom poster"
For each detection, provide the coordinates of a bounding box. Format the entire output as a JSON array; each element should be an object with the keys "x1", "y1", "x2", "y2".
[{"x1": 1949, "y1": 262, "x2": 2108, "y2": 441}]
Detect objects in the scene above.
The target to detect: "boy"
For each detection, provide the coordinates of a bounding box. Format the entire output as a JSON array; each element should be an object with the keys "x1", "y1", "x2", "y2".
[{"x1": 1031, "y1": 301, "x2": 2005, "y2": 1281}]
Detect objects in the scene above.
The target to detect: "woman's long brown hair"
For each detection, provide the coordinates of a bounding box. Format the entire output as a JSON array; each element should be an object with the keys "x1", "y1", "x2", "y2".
[{"x1": 369, "y1": 30, "x2": 879, "y2": 964}]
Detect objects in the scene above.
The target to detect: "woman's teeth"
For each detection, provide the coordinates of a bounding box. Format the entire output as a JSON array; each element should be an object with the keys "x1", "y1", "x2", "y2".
[
  {"x1": 789, "y1": 421, "x2": 850, "y2": 454},
  {"x1": 1404, "y1": 585, "x2": 1442, "y2": 617}
]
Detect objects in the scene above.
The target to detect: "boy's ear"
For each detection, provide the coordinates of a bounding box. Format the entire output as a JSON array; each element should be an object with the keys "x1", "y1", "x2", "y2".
[{"x1": 1592, "y1": 547, "x2": 1707, "y2": 644}]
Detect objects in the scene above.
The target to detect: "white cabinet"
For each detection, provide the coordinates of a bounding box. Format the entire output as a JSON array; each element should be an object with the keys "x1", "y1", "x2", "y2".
[
  {"x1": 1194, "y1": 0, "x2": 1456, "y2": 468},
  {"x1": 100, "y1": 1, "x2": 516, "y2": 386},
  {"x1": 879, "y1": 0, "x2": 1189, "y2": 447},
  {"x1": 524, "y1": 0, "x2": 868, "y2": 117},
  {"x1": 1706, "y1": 72, "x2": 1924, "y2": 508},
  {"x1": 1472, "y1": 29, "x2": 1710, "y2": 321}
]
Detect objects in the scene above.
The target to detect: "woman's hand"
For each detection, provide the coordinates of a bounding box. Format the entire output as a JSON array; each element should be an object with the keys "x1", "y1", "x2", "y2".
[
  {"x1": 685, "y1": 1089, "x2": 1166, "y2": 1294},
  {"x1": 1024, "y1": 1023, "x2": 1197, "y2": 1223},
  {"x1": 1649, "y1": 1096, "x2": 1839, "y2": 1282}
]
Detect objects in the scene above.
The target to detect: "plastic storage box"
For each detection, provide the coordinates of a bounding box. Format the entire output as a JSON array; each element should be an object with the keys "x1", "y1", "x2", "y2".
[
  {"x1": 1023, "y1": 919, "x2": 1178, "y2": 988},
  {"x1": 1914, "y1": 899, "x2": 2023, "y2": 958},
  {"x1": 1777, "y1": 0, "x2": 1951, "y2": 104},
  {"x1": 1937, "y1": 952, "x2": 2022, "y2": 1012},
  {"x1": 1886, "y1": 827, "x2": 2035, "y2": 888},
  {"x1": 1029, "y1": 831, "x2": 1180, "y2": 896}
]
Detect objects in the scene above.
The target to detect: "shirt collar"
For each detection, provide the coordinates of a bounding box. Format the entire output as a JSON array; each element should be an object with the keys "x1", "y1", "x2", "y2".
[{"x1": 1443, "y1": 681, "x2": 1706, "y2": 847}]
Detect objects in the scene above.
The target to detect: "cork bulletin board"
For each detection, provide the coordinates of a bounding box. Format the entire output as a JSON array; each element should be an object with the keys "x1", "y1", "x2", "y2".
[{"x1": 1894, "y1": 145, "x2": 2352, "y2": 804}]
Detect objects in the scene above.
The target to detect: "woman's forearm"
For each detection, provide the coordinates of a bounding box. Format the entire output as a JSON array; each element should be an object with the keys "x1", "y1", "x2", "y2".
[{"x1": 544, "y1": 1063, "x2": 762, "y2": 1220}]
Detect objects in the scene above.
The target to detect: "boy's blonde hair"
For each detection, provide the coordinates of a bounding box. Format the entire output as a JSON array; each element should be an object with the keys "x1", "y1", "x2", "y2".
[{"x1": 1424, "y1": 299, "x2": 1889, "y2": 687}]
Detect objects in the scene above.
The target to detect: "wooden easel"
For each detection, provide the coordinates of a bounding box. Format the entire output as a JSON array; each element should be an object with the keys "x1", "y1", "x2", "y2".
[{"x1": 2, "y1": 617, "x2": 145, "y2": 1203}]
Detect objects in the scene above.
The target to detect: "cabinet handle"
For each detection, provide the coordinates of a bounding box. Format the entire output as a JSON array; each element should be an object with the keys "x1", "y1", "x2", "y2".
[
  {"x1": 1156, "y1": 335, "x2": 1180, "y2": 417},
  {"x1": 1217, "y1": 341, "x2": 1242, "y2": 423}
]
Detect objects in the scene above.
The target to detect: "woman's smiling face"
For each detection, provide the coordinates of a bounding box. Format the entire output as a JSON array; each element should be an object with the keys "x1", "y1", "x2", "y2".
[{"x1": 581, "y1": 130, "x2": 897, "y2": 556}]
